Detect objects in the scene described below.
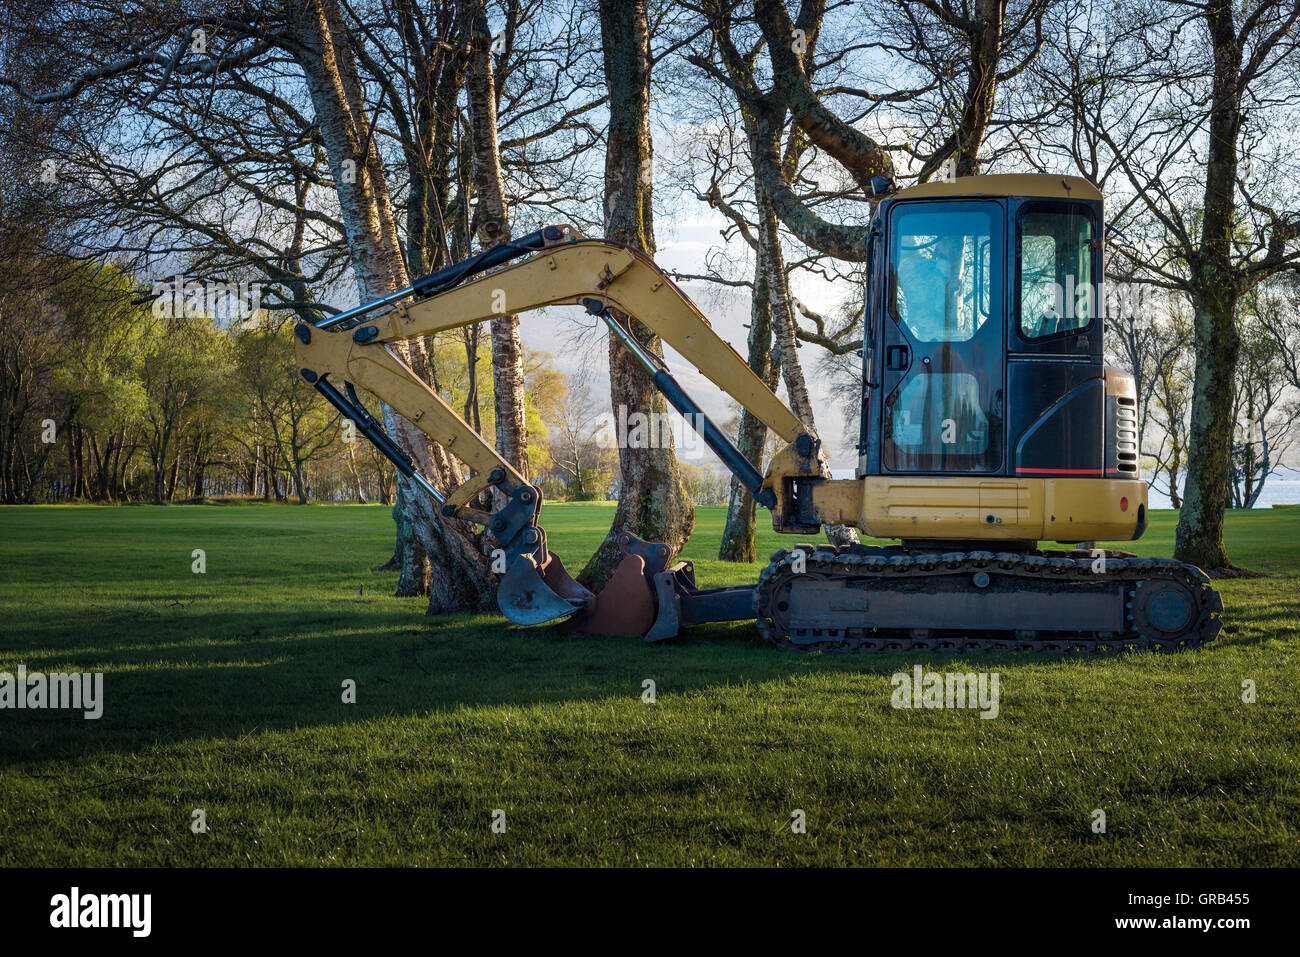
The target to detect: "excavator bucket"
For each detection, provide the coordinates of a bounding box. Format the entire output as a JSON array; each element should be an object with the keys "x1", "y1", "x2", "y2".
[
  {"x1": 562, "y1": 532, "x2": 673, "y2": 638},
  {"x1": 495, "y1": 531, "x2": 673, "y2": 638},
  {"x1": 563, "y1": 552, "x2": 654, "y2": 637},
  {"x1": 497, "y1": 547, "x2": 593, "y2": 626}
]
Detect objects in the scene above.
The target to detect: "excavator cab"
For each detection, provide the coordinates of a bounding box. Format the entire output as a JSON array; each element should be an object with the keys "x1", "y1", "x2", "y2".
[
  {"x1": 795, "y1": 176, "x2": 1146, "y2": 546},
  {"x1": 868, "y1": 180, "x2": 1105, "y2": 482},
  {"x1": 293, "y1": 175, "x2": 1220, "y2": 652}
]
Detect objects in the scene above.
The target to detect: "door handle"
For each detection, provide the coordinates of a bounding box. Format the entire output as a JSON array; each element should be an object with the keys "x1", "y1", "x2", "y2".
[{"x1": 885, "y1": 344, "x2": 910, "y2": 371}]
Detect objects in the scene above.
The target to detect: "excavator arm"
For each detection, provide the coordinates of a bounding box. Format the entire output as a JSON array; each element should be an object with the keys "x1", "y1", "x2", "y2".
[{"x1": 293, "y1": 226, "x2": 824, "y2": 636}]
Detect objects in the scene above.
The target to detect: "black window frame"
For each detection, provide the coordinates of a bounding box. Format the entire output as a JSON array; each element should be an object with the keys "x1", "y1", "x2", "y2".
[
  {"x1": 887, "y1": 202, "x2": 997, "y2": 345},
  {"x1": 1014, "y1": 200, "x2": 1100, "y2": 344}
]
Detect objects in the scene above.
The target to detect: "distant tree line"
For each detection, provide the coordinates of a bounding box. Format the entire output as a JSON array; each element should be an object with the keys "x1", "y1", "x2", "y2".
[{"x1": 0, "y1": 253, "x2": 735, "y2": 507}]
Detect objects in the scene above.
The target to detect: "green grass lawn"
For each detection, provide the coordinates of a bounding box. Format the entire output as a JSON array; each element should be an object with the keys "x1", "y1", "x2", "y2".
[{"x1": 0, "y1": 502, "x2": 1297, "y2": 866}]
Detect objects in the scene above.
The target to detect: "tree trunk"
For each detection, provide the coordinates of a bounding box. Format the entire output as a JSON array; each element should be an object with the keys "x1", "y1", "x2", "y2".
[
  {"x1": 466, "y1": 6, "x2": 528, "y2": 476},
  {"x1": 582, "y1": 0, "x2": 693, "y2": 590},
  {"x1": 291, "y1": 454, "x2": 309, "y2": 505},
  {"x1": 152, "y1": 445, "x2": 166, "y2": 503},
  {"x1": 714, "y1": 18, "x2": 857, "y2": 550},
  {"x1": 463, "y1": 326, "x2": 481, "y2": 433},
  {"x1": 112, "y1": 442, "x2": 127, "y2": 501},
  {"x1": 399, "y1": 0, "x2": 467, "y2": 280},
  {"x1": 758, "y1": 193, "x2": 813, "y2": 430},
  {"x1": 394, "y1": 488, "x2": 432, "y2": 590},
  {"x1": 168, "y1": 448, "x2": 182, "y2": 501},
  {"x1": 719, "y1": 237, "x2": 776, "y2": 562},
  {"x1": 291, "y1": 0, "x2": 494, "y2": 611},
  {"x1": 1174, "y1": 2, "x2": 1242, "y2": 571},
  {"x1": 951, "y1": 0, "x2": 1004, "y2": 177},
  {"x1": 191, "y1": 438, "x2": 205, "y2": 499},
  {"x1": 757, "y1": 189, "x2": 858, "y2": 547},
  {"x1": 1175, "y1": 284, "x2": 1239, "y2": 568},
  {"x1": 346, "y1": 442, "x2": 367, "y2": 503},
  {"x1": 70, "y1": 423, "x2": 85, "y2": 499},
  {"x1": 1168, "y1": 443, "x2": 1182, "y2": 509}
]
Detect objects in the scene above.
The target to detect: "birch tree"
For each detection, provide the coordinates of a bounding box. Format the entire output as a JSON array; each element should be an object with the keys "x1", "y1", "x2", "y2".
[
  {"x1": 464, "y1": 1, "x2": 527, "y2": 476},
  {"x1": 583, "y1": 0, "x2": 694, "y2": 588}
]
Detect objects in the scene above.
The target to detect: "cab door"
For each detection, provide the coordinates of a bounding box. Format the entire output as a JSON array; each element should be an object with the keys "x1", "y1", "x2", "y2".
[
  {"x1": 880, "y1": 200, "x2": 1006, "y2": 474},
  {"x1": 1006, "y1": 199, "x2": 1108, "y2": 478}
]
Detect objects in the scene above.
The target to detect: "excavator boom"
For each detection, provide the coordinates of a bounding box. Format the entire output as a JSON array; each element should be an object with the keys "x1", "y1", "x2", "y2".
[{"x1": 294, "y1": 226, "x2": 823, "y2": 635}]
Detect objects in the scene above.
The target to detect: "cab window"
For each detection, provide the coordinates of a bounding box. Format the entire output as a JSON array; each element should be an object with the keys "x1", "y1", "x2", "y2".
[
  {"x1": 891, "y1": 207, "x2": 992, "y2": 343},
  {"x1": 1019, "y1": 205, "x2": 1095, "y2": 339},
  {"x1": 888, "y1": 372, "x2": 990, "y2": 466}
]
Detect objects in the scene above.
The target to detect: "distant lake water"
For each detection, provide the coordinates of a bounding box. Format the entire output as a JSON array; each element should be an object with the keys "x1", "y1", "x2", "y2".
[{"x1": 1147, "y1": 468, "x2": 1300, "y2": 509}]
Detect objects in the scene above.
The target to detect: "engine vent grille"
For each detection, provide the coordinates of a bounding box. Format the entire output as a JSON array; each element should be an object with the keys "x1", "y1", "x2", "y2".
[{"x1": 1116, "y1": 396, "x2": 1139, "y2": 473}]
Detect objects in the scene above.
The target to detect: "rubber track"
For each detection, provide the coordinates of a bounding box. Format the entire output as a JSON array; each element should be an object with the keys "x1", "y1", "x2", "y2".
[{"x1": 754, "y1": 544, "x2": 1224, "y2": 654}]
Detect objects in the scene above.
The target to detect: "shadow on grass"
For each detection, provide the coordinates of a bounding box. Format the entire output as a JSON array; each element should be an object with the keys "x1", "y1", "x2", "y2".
[{"x1": 3, "y1": 588, "x2": 1273, "y2": 774}]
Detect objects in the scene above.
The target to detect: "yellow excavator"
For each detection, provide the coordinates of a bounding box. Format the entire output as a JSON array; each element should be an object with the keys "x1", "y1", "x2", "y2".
[{"x1": 294, "y1": 174, "x2": 1222, "y2": 653}]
